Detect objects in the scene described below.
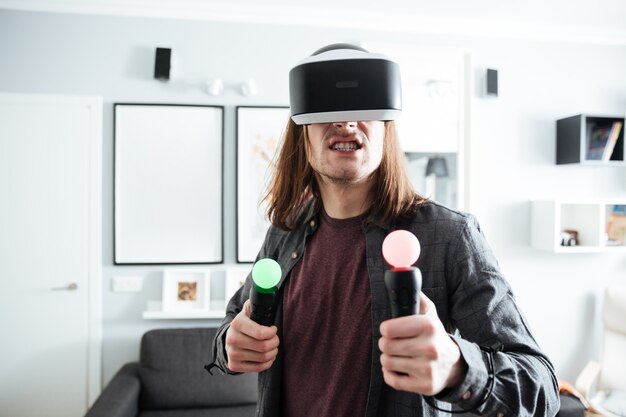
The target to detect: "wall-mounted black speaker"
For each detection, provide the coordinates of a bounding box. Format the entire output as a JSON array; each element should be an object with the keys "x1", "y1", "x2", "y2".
[
  {"x1": 486, "y1": 68, "x2": 498, "y2": 96},
  {"x1": 154, "y1": 47, "x2": 171, "y2": 80}
]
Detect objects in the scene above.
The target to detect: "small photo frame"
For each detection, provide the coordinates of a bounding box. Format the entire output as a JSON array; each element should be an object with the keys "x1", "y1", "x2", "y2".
[
  {"x1": 162, "y1": 269, "x2": 210, "y2": 312},
  {"x1": 225, "y1": 268, "x2": 249, "y2": 303}
]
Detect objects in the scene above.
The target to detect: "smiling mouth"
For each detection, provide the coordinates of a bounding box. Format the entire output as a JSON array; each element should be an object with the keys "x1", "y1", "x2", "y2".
[{"x1": 330, "y1": 141, "x2": 361, "y2": 151}]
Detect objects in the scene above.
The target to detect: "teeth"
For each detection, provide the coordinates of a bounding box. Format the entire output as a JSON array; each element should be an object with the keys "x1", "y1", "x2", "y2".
[{"x1": 332, "y1": 142, "x2": 358, "y2": 151}]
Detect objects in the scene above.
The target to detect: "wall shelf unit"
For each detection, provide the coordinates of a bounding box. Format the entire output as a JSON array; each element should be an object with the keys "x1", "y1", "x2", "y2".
[
  {"x1": 531, "y1": 199, "x2": 626, "y2": 253},
  {"x1": 556, "y1": 114, "x2": 625, "y2": 165},
  {"x1": 142, "y1": 301, "x2": 226, "y2": 320}
]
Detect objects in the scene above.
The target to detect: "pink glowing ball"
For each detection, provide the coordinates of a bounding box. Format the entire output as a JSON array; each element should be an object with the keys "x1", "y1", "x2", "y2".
[{"x1": 382, "y1": 230, "x2": 421, "y2": 268}]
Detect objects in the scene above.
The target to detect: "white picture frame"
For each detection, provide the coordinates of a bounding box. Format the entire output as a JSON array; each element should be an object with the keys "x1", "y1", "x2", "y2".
[
  {"x1": 114, "y1": 103, "x2": 224, "y2": 264},
  {"x1": 225, "y1": 267, "x2": 249, "y2": 303},
  {"x1": 162, "y1": 269, "x2": 211, "y2": 312},
  {"x1": 236, "y1": 106, "x2": 290, "y2": 263}
]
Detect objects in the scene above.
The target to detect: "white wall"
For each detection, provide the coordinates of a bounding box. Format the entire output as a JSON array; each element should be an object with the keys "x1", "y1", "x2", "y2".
[{"x1": 1, "y1": 8, "x2": 625, "y2": 387}]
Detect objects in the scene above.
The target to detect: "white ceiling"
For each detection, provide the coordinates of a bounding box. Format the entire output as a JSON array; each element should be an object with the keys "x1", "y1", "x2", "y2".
[{"x1": 2, "y1": 0, "x2": 626, "y2": 44}]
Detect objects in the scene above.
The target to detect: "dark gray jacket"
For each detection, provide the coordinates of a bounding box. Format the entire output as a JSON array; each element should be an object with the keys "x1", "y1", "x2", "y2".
[{"x1": 208, "y1": 200, "x2": 560, "y2": 417}]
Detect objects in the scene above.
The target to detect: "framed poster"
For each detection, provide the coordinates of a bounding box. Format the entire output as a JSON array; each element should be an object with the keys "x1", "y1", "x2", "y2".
[
  {"x1": 236, "y1": 106, "x2": 290, "y2": 263},
  {"x1": 114, "y1": 103, "x2": 224, "y2": 264}
]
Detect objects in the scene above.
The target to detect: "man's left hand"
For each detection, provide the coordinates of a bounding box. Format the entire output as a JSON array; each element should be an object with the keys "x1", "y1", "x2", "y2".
[{"x1": 379, "y1": 292, "x2": 468, "y2": 396}]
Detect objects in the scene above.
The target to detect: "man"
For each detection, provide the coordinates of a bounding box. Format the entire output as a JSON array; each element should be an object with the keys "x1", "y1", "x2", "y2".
[{"x1": 207, "y1": 44, "x2": 559, "y2": 417}]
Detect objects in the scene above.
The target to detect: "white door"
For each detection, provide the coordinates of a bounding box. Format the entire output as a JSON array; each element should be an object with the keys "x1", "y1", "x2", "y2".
[{"x1": 0, "y1": 93, "x2": 102, "y2": 417}]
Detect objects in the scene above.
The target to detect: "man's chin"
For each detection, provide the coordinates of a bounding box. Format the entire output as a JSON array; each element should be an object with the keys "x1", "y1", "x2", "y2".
[{"x1": 318, "y1": 172, "x2": 373, "y2": 186}]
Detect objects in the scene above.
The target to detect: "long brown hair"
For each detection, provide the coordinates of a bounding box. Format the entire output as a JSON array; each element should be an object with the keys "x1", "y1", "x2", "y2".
[{"x1": 264, "y1": 119, "x2": 425, "y2": 230}]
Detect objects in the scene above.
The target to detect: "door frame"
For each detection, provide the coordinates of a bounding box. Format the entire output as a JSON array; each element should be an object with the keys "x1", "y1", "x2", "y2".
[
  {"x1": 1, "y1": 92, "x2": 103, "y2": 407},
  {"x1": 83, "y1": 94, "x2": 103, "y2": 407}
]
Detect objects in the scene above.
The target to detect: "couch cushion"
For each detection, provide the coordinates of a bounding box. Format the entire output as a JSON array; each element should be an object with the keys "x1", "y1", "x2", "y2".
[{"x1": 139, "y1": 328, "x2": 257, "y2": 410}]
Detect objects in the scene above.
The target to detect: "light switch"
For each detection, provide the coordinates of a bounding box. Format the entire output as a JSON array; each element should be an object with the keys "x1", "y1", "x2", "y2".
[{"x1": 112, "y1": 276, "x2": 143, "y2": 292}]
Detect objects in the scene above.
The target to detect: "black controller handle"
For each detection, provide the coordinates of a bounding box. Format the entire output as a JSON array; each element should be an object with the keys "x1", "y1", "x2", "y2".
[
  {"x1": 249, "y1": 287, "x2": 276, "y2": 326},
  {"x1": 384, "y1": 267, "x2": 422, "y2": 318}
]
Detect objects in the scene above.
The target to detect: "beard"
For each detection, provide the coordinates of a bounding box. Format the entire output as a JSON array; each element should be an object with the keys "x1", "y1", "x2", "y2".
[{"x1": 313, "y1": 166, "x2": 376, "y2": 187}]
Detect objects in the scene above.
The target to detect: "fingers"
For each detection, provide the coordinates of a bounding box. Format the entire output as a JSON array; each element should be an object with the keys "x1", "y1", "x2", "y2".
[
  {"x1": 233, "y1": 300, "x2": 278, "y2": 341},
  {"x1": 227, "y1": 328, "x2": 280, "y2": 353},
  {"x1": 225, "y1": 330, "x2": 279, "y2": 373},
  {"x1": 381, "y1": 353, "x2": 418, "y2": 375},
  {"x1": 380, "y1": 292, "x2": 439, "y2": 339},
  {"x1": 225, "y1": 300, "x2": 280, "y2": 373},
  {"x1": 380, "y1": 352, "x2": 438, "y2": 375},
  {"x1": 380, "y1": 346, "x2": 444, "y2": 397},
  {"x1": 228, "y1": 359, "x2": 276, "y2": 373},
  {"x1": 378, "y1": 333, "x2": 437, "y2": 359},
  {"x1": 227, "y1": 344, "x2": 279, "y2": 373},
  {"x1": 378, "y1": 293, "x2": 456, "y2": 395},
  {"x1": 380, "y1": 314, "x2": 436, "y2": 339}
]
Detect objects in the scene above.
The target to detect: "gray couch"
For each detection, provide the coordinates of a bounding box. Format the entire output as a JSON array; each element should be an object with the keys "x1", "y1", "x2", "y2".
[{"x1": 85, "y1": 328, "x2": 257, "y2": 417}]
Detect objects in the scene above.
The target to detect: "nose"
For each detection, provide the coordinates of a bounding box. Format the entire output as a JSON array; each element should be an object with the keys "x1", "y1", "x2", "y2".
[{"x1": 333, "y1": 121, "x2": 357, "y2": 129}]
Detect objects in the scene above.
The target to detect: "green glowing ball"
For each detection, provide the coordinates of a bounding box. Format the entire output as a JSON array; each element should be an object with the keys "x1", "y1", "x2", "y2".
[{"x1": 251, "y1": 258, "x2": 281, "y2": 290}]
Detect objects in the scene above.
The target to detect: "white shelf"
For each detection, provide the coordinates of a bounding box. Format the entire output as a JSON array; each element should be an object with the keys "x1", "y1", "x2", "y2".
[
  {"x1": 142, "y1": 300, "x2": 226, "y2": 320},
  {"x1": 142, "y1": 310, "x2": 225, "y2": 320},
  {"x1": 531, "y1": 199, "x2": 626, "y2": 253}
]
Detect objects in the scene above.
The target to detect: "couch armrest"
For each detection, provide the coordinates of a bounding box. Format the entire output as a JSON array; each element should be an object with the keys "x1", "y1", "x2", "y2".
[{"x1": 84, "y1": 363, "x2": 140, "y2": 417}]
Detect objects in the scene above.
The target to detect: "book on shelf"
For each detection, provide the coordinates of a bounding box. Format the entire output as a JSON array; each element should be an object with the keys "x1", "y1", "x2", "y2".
[
  {"x1": 607, "y1": 212, "x2": 626, "y2": 246},
  {"x1": 612, "y1": 205, "x2": 626, "y2": 215},
  {"x1": 601, "y1": 121, "x2": 623, "y2": 161},
  {"x1": 606, "y1": 205, "x2": 626, "y2": 246},
  {"x1": 586, "y1": 124, "x2": 611, "y2": 160}
]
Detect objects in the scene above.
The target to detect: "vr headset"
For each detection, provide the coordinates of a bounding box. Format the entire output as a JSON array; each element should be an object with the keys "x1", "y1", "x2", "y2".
[{"x1": 289, "y1": 43, "x2": 402, "y2": 125}]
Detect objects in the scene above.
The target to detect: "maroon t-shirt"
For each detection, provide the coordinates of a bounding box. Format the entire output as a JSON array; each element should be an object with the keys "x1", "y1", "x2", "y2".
[{"x1": 281, "y1": 210, "x2": 372, "y2": 417}]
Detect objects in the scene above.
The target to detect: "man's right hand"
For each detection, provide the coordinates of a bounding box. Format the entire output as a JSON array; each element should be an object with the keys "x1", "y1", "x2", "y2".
[{"x1": 225, "y1": 300, "x2": 280, "y2": 373}]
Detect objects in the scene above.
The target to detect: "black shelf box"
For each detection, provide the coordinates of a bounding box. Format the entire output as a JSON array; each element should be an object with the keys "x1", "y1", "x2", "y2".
[{"x1": 556, "y1": 114, "x2": 625, "y2": 165}]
